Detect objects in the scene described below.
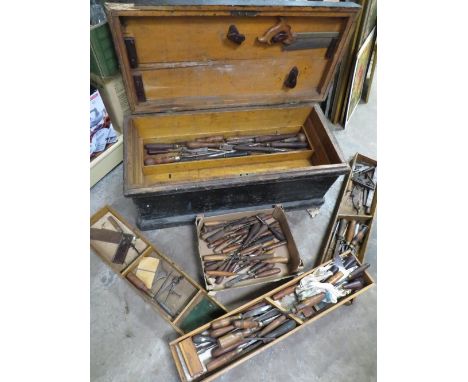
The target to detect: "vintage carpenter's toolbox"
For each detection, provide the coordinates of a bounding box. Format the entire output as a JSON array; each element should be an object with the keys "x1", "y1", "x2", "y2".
[
  {"x1": 105, "y1": 0, "x2": 360, "y2": 230},
  {"x1": 169, "y1": 253, "x2": 375, "y2": 381},
  {"x1": 90, "y1": 206, "x2": 227, "y2": 334},
  {"x1": 317, "y1": 153, "x2": 377, "y2": 266},
  {"x1": 195, "y1": 205, "x2": 303, "y2": 292}
]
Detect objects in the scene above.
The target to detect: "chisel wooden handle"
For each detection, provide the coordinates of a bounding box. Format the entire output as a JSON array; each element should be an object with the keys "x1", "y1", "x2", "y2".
[
  {"x1": 204, "y1": 262, "x2": 222, "y2": 271},
  {"x1": 233, "y1": 319, "x2": 259, "y2": 329},
  {"x1": 269, "y1": 142, "x2": 308, "y2": 148},
  {"x1": 347, "y1": 263, "x2": 370, "y2": 281},
  {"x1": 272, "y1": 285, "x2": 296, "y2": 300},
  {"x1": 206, "y1": 346, "x2": 242, "y2": 372},
  {"x1": 258, "y1": 315, "x2": 286, "y2": 336},
  {"x1": 218, "y1": 328, "x2": 256, "y2": 348},
  {"x1": 203, "y1": 255, "x2": 229, "y2": 261},
  {"x1": 293, "y1": 292, "x2": 325, "y2": 312},
  {"x1": 351, "y1": 226, "x2": 369, "y2": 247},
  {"x1": 342, "y1": 279, "x2": 364, "y2": 290},
  {"x1": 144, "y1": 156, "x2": 180, "y2": 165},
  {"x1": 145, "y1": 143, "x2": 180, "y2": 150},
  {"x1": 254, "y1": 133, "x2": 296, "y2": 143},
  {"x1": 196, "y1": 135, "x2": 224, "y2": 142},
  {"x1": 326, "y1": 271, "x2": 344, "y2": 285},
  {"x1": 186, "y1": 141, "x2": 220, "y2": 149},
  {"x1": 126, "y1": 272, "x2": 150, "y2": 293},
  {"x1": 345, "y1": 220, "x2": 356, "y2": 243},
  {"x1": 298, "y1": 306, "x2": 317, "y2": 319},
  {"x1": 206, "y1": 270, "x2": 237, "y2": 277},
  {"x1": 262, "y1": 257, "x2": 289, "y2": 264},
  {"x1": 211, "y1": 339, "x2": 248, "y2": 358},
  {"x1": 209, "y1": 325, "x2": 235, "y2": 338},
  {"x1": 211, "y1": 314, "x2": 243, "y2": 329},
  {"x1": 255, "y1": 267, "x2": 281, "y2": 278}
]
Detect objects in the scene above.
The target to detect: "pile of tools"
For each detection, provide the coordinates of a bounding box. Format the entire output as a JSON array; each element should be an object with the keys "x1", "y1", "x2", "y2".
[
  {"x1": 272, "y1": 253, "x2": 370, "y2": 321},
  {"x1": 127, "y1": 262, "x2": 185, "y2": 318},
  {"x1": 143, "y1": 132, "x2": 309, "y2": 165},
  {"x1": 199, "y1": 214, "x2": 289, "y2": 288},
  {"x1": 348, "y1": 162, "x2": 377, "y2": 214},
  {"x1": 328, "y1": 218, "x2": 369, "y2": 260},
  {"x1": 192, "y1": 303, "x2": 296, "y2": 374}
]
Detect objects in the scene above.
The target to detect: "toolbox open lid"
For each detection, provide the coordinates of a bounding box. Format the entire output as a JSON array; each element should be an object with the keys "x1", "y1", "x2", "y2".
[{"x1": 105, "y1": 1, "x2": 360, "y2": 114}]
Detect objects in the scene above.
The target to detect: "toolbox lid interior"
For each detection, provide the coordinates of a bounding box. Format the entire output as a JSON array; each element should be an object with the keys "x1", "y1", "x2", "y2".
[{"x1": 106, "y1": 1, "x2": 360, "y2": 113}]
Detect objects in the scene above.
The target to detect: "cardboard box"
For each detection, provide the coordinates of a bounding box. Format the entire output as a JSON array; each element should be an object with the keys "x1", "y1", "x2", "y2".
[{"x1": 195, "y1": 206, "x2": 302, "y2": 292}]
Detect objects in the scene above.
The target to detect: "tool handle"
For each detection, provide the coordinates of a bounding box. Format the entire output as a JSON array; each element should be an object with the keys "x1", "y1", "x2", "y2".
[
  {"x1": 255, "y1": 267, "x2": 281, "y2": 278},
  {"x1": 351, "y1": 226, "x2": 369, "y2": 247},
  {"x1": 206, "y1": 270, "x2": 237, "y2": 277},
  {"x1": 233, "y1": 319, "x2": 259, "y2": 329},
  {"x1": 126, "y1": 273, "x2": 150, "y2": 294},
  {"x1": 195, "y1": 135, "x2": 224, "y2": 143},
  {"x1": 258, "y1": 315, "x2": 287, "y2": 336},
  {"x1": 144, "y1": 156, "x2": 179, "y2": 165},
  {"x1": 327, "y1": 271, "x2": 344, "y2": 285},
  {"x1": 272, "y1": 285, "x2": 296, "y2": 300},
  {"x1": 262, "y1": 257, "x2": 289, "y2": 264},
  {"x1": 269, "y1": 142, "x2": 308, "y2": 148},
  {"x1": 294, "y1": 292, "x2": 325, "y2": 312},
  {"x1": 209, "y1": 325, "x2": 235, "y2": 338},
  {"x1": 206, "y1": 347, "x2": 241, "y2": 372},
  {"x1": 345, "y1": 220, "x2": 356, "y2": 243},
  {"x1": 144, "y1": 143, "x2": 177, "y2": 150},
  {"x1": 186, "y1": 141, "x2": 220, "y2": 149},
  {"x1": 203, "y1": 255, "x2": 230, "y2": 261},
  {"x1": 211, "y1": 314, "x2": 242, "y2": 330},
  {"x1": 211, "y1": 339, "x2": 248, "y2": 358},
  {"x1": 254, "y1": 133, "x2": 297, "y2": 143},
  {"x1": 342, "y1": 279, "x2": 364, "y2": 290},
  {"x1": 217, "y1": 331, "x2": 246, "y2": 349},
  {"x1": 347, "y1": 263, "x2": 370, "y2": 281}
]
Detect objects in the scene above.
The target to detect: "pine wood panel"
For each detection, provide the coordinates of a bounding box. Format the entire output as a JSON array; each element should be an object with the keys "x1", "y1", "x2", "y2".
[
  {"x1": 138, "y1": 57, "x2": 327, "y2": 106},
  {"x1": 123, "y1": 16, "x2": 345, "y2": 63}
]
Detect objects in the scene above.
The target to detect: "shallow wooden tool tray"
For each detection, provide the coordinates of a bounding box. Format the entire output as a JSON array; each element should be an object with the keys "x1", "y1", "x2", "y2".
[
  {"x1": 318, "y1": 153, "x2": 377, "y2": 266},
  {"x1": 169, "y1": 252, "x2": 374, "y2": 382},
  {"x1": 90, "y1": 206, "x2": 227, "y2": 334},
  {"x1": 195, "y1": 205, "x2": 302, "y2": 292},
  {"x1": 105, "y1": 1, "x2": 359, "y2": 229}
]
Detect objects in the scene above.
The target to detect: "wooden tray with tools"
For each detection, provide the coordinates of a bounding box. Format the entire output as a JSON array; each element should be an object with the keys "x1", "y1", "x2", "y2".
[
  {"x1": 90, "y1": 205, "x2": 227, "y2": 334},
  {"x1": 318, "y1": 153, "x2": 377, "y2": 266},
  {"x1": 105, "y1": 0, "x2": 361, "y2": 229},
  {"x1": 170, "y1": 251, "x2": 375, "y2": 381}
]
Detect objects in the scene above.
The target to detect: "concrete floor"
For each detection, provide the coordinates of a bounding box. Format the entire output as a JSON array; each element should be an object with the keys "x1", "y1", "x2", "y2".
[{"x1": 90, "y1": 83, "x2": 377, "y2": 382}]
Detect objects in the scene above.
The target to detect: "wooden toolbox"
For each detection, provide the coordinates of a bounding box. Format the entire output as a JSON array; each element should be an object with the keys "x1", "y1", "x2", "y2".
[
  {"x1": 90, "y1": 205, "x2": 227, "y2": 334},
  {"x1": 169, "y1": 252, "x2": 375, "y2": 381},
  {"x1": 105, "y1": 0, "x2": 361, "y2": 230},
  {"x1": 195, "y1": 205, "x2": 302, "y2": 292},
  {"x1": 318, "y1": 153, "x2": 377, "y2": 266}
]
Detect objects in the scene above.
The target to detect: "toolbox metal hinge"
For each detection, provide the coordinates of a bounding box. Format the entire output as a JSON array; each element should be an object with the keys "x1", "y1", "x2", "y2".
[
  {"x1": 230, "y1": 10, "x2": 259, "y2": 17},
  {"x1": 124, "y1": 37, "x2": 138, "y2": 68},
  {"x1": 133, "y1": 74, "x2": 146, "y2": 102}
]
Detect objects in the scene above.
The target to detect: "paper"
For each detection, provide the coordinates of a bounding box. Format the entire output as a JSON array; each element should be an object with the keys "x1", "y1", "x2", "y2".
[{"x1": 135, "y1": 257, "x2": 159, "y2": 289}]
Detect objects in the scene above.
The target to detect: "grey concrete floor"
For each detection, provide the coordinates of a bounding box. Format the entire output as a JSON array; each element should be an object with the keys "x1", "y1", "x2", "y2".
[{"x1": 90, "y1": 83, "x2": 377, "y2": 382}]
